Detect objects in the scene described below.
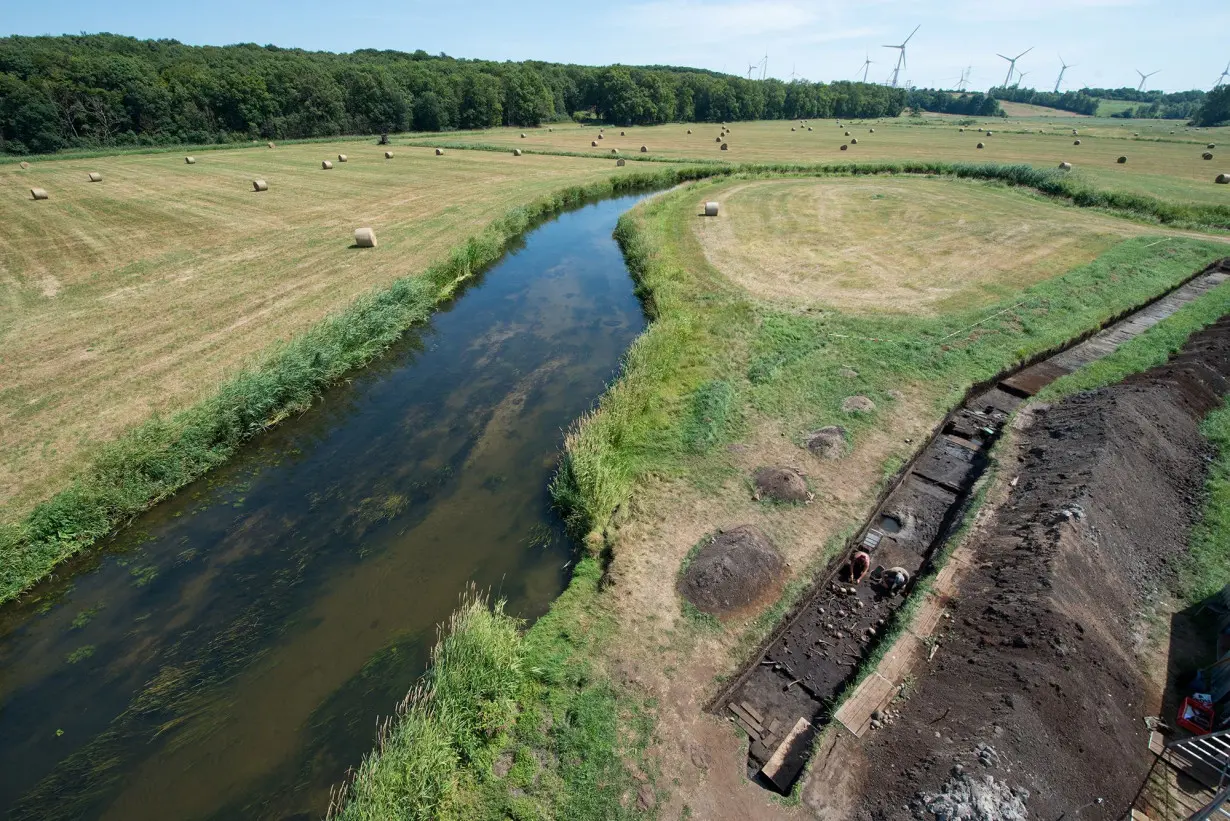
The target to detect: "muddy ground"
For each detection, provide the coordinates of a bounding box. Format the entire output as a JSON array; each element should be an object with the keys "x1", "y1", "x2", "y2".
[{"x1": 853, "y1": 317, "x2": 1230, "y2": 820}]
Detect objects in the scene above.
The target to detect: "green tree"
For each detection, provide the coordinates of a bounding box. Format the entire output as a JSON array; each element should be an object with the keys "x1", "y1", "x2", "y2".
[{"x1": 1193, "y1": 86, "x2": 1230, "y2": 127}]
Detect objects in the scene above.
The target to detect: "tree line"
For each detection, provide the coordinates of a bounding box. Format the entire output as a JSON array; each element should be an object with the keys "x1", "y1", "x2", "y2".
[
  {"x1": 0, "y1": 34, "x2": 908, "y2": 155},
  {"x1": 989, "y1": 84, "x2": 1217, "y2": 121},
  {"x1": 905, "y1": 89, "x2": 1002, "y2": 117}
]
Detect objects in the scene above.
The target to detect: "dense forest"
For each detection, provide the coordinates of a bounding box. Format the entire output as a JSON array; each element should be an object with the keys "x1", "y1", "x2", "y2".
[
  {"x1": 989, "y1": 85, "x2": 1209, "y2": 120},
  {"x1": 0, "y1": 34, "x2": 908, "y2": 155},
  {"x1": 904, "y1": 89, "x2": 1002, "y2": 117}
]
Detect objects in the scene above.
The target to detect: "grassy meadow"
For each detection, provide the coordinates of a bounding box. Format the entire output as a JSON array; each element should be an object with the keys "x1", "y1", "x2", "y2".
[{"x1": 411, "y1": 115, "x2": 1230, "y2": 206}]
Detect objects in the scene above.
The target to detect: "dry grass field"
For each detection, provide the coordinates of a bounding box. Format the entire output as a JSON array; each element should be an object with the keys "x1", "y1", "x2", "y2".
[
  {"x1": 420, "y1": 117, "x2": 1230, "y2": 205},
  {"x1": 0, "y1": 143, "x2": 638, "y2": 522},
  {"x1": 692, "y1": 176, "x2": 1151, "y2": 314}
]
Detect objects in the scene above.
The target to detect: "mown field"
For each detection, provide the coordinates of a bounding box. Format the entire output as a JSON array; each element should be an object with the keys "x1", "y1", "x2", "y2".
[
  {"x1": 413, "y1": 116, "x2": 1230, "y2": 206},
  {"x1": 0, "y1": 142, "x2": 644, "y2": 526}
]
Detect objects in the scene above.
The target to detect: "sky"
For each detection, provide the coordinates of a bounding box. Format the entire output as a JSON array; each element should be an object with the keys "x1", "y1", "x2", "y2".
[{"x1": 5, "y1": 0, "x2": 1230, "y2": 93}]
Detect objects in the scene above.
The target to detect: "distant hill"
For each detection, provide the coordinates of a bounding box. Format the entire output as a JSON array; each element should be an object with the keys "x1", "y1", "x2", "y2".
[{"x1": 998, "y1": 101, "x2": 1087, "y2": 118}]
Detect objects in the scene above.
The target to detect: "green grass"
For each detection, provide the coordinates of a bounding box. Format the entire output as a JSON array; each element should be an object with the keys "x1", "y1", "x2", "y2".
[{"x1": 1182, "y1": 403, "x2": 1230, "y2": 604}]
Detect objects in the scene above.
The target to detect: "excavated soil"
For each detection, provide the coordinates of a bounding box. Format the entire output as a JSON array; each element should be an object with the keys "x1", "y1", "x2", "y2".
[
  {"x1": 854, "y1": 316, "x2": 1230, "y2": 820},
  {"x1": 678, "y1": 525, "x2": 786, "y2": 617},
  {"x1": 753, "y1": 466, "x2": 812, "y2": 503},
  {"x1": 806, "y1": 426, "x2": 848, "y2": 460}
]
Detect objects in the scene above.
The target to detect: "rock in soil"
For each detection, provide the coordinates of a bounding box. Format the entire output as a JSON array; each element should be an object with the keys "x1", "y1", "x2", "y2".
[
  {"x1": 914, "y1": 772, "x2": 1030, "y2": 820},
  {"x1": 805, "y1": 426, "x2": 847, "y2": 459},
  {"x1": 753, "y1": 466, "x2": 810, "y2": 502},
  {"x1": 678, "y1": 525, "x2": 785, "y2": 617},
  {"x1": 842, "y1": 395, "x2": 876, "y2": 413}
]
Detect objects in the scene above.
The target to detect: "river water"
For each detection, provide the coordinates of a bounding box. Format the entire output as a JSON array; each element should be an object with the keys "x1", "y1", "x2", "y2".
[{"x1": 0, "y1": 193, "x2": 649, "y2": 820}]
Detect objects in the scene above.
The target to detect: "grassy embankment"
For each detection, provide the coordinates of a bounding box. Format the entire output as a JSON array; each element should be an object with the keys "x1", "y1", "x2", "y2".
[{"x1": 334, "y1": 171, "x2": 1228, "y2": 818}]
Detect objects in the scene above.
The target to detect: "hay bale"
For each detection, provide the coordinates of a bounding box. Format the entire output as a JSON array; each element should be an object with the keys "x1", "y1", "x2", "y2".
[
  {"x1": 513, "y1": 148, "x2": 522, "y2": 156},
  {"x1": 616, "y1": 158, "x2": 626, "y2": 167},
  {"x1": 1117, "y1": 156, "x2": 1127, "y2": 164},
  {"x1": 267, "y1": 142, "x2": 275, "y2": 148},
  {"x1": 354, "y1": 227, "x2": 377, "y2": 248},
  {"x1": 19, "y1": 161, "x2": 30, "y2": 169},
  {"x1": 29, "y1": 188, "x2": 48, "y2": 200},
  {"x1": 844, "y1": 131, "x2": 850, "y2": 136},
  {"x1": 322, "y1": 160, "x2": 333, "y2": 169},
  {"x1": 620, "y1": 130, "x2": 626, "y2": 136},
  {"x1": 840, "y1": 144, "x2": 849, "y2": 151},
  {"x1": 597, "y1": 133, "x2": 604, "y2": 139},
  {"x1": 807, "y1": 126, "x2": 813, "y2": 131},
  {"x1": 791, "y1": 127, "x2": 796, "y2": 132},
  {"x1": 520, "y1": 133, "x2": 526, "y2": 138},
  {"x1": 720, "y1": 143, "x2": 728, "y2": 151},
  {"x1": 1073, "y1": 139, "x2": 1081, "y2": 145},
  {"x1": 976, "y1": 142, "x2": 985, "y2": 149},
  {"x1": 252, "y1": 179, "x2": 268, "y2": 192},
  {"x1": 338, "y1": 154, "x2": 347, "y2": 162},
  {"x1": 591, "y1": 140, "x2": 598, "y2": 147},
  {"x1": 687, "y1": 129, "x2": 692, "y2": 134},
  {"x1": 1072, "y1": 129, "x2": 1079, "y2": 136},
  {"x1": 385, "y1": 151, "x2": 394, "y2": 159},
  {"x1": 87, "y1": 172, "x2": 102, "y2": 182},
  {"x1": 1058, "y1": 162, "x2": 1072, "y2": 171},
  {"x1": 1204, "y1": 152, "x2": 1214, "y2": 160},
  {"x1": 611, "y1": 148, "x2": 619, "y2": 154},
  {"x1": 1217, "y1": 173, "x2": 1230, "y2": 184},
  {"x1": 850, "y1": 138, "x2": 858, "y2": 144},
  {"x1": 959, "y1": 127, "x2": 964, "y2": 132},
  {"x1": 704, "y1": 201, "x2": 719, "y2": 216},
  {"x1": 640, "y1": 145, "x2": 648, "y2": 153},
  {"x1": 547, "y1": 127, "x2": 553, "y2": 132},
  {"x1": 1209, "y1": 144, "x2": 1217, "y2": 149},
  {"x1": 869, "y1": 128, "x2": 875, "y2": 133},
  {"x1": 985, "y1": 130, "x2": 993, "y2": 136},
  {"x1": 716, "y1": 136, "x2": 723, "y2": 142},
  {"x1": 185, "y1": 157, "x2": 196, "y2": 164}
]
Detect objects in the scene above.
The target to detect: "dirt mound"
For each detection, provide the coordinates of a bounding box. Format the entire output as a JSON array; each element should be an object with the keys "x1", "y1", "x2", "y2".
[
  {"x1": 678, "y1": 526, "x2": 785, "y2": 617},
  {"x1": 842, "y1": 395, "x2": 876, "y2": 413},
  {"x1": 805, "y1": 426, "x2": 847, "y2": 459},
  {"x1": 914, "y1": 769, "x2": 1030, "y2": 820},
  {"x1": 856, "y1": 316, "x2": 1230, "y2": 820},
  {"x1": 752, "y1": 467, "x2": 811, "y2": 503}
]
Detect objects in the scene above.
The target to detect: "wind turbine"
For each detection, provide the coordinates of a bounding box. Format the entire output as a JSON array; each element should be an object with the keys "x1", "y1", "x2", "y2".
[
  {"x1": 856, "y1": 54, "x2": 874, "y2": 83},
  {"x1": 997, "y1": 47, "x2": 1033, "y2": 88},
  {"x1": 1136, "y1": 69, "x2": 1159, "y2": 91},
  {"x1": 957, "y1": 66, "x2": 972, "y2": 92},
  {"x1": 1015, "y1": 70, "x2": 1031, "y2": 89},
  {"x1": 1054, "y1": 56, "x2": 1074, "y2": 93},
  {"x1": 1214, "y1": 60, "x2": 1229, "y2": 88},
  {"x1": 883, "y1": 25, "x2": 920, "y2": 88}
]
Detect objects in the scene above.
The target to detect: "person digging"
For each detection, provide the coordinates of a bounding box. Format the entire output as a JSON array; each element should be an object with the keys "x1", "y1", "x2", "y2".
[
  {"x1": 848, "y1": 550, "x2": 872, "y2": 584},
  {"x1": 881, "y1": 566, "x2": 911, "y2": 594}
]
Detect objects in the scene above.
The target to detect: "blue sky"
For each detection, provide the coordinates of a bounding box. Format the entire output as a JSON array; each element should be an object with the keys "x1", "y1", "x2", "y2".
[{"x1": 6, "y1": 0, "x2": 1229, "y2": 92}]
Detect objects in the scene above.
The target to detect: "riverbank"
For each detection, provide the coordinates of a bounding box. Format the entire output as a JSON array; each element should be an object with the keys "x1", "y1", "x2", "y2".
[{"x1": 329, "y1": 172, "x2": 1230, "y2": 819}]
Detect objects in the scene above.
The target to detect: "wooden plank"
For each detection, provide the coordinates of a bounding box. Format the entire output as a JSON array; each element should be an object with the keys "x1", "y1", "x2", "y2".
[
  {"x1": 834, "y1": 672, "x2": 896, "y2": 737},
  {"x1": 740, "y1": 701, "x2": 765, "y2": 725},
  {"x1": 728, "y1": 702, "x2": 764, "y2": 736},
  {"x1": 760, "y1": 718, "x2": 812, "y2": 791}
]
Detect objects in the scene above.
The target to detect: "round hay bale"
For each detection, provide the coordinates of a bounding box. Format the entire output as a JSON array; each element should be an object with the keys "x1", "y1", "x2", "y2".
[
  {"x1": 19, "y1": 161, "x2": 29, "y2": 169},
  {"x1": 716, "y1": 136, "x2": 723, "y2": 142},
  {"x1": 850, "y1": 138, "x2": 858, "y2": 144},
  {"x1": 322, "y1": 160, "x2": 333, "y2": 169},
  {"x1": 703, "y1": 201, "x2": 719, "y2": 217},
  {"x1": 435, "y1": 148, "x2": 444, "y2": 156},
  {"x1": 520, "y1": 133, "x2": 526, "y2": 138},
  {"x1": 791, "y1": 127, "x2": 796, "y2": 132},
  {"x1": 610, "y1": 148, "x2": 619, "y2": 155},
  {"x1": 267, "y1": 142, "x2": 275, "y2": 148},
  {"x1": 598, "y1": 133, "x2": 604, "y2": 139},
  {"x1": 591, "y1": 140, "x2": 598, "y2": 147},
  {"x1": 1117, "y1": 155, "x2": 1127, "y2": 164},
  {"x1": 985, "y1": 130, "x2": 993, "y2": 136},
  {"x1": 687, "y1": 129, "x2": 692, "y2": 134},
  {"x1": 620, "y1": 130, "x2": 626, "y2": 136},
  {"x1": 185, "y1": 157, "x2": 196, "y2": 164},
  {"x1": 1209, "y1": 144, "x2": 1216, "y2": 149},
  {"x1": 959, "y1": 127, "x2": 964, "y2": 132},
  {"x1": 720, "y1": 142, "x2": 728, "y2": 151},
  {"x1": 338, "y1": 154, "x2": 347, "y2": 162},
  {"x1": 752, "y1": 467, "x2": 810, "y2": 503},
  {"x1": 841, "y1": 395, "x2": 876, "y2": 413},
  {"x1": 1072, "y1": 129, "x2": 1079, "y2": 136},
  {"x1": 844, "y1": 131, "x2": 850, "y2": 136},
  {"x1": 1217, "y1": 173, "x2": 1230, "y2": 184},
  {"x1": 1204, "y1": 152, "x2": 1214, "y2": 161},
  {"x1": 869, "y1": 128, "x2": 875, "y2": 133},
  {"x1": 252, "y1": 179, "x2": 268, "y2": 192},
  {"x1": 513, "y1": 148, "x2": 522, "y2": 156},
  {"x1": 87, "y1": 172, "x2": 102, "y2": 182},
  {"x1": 640, "y1": 145, "x2": 648, "y2": 153},
  {"x1": 1073, "y1": 139, "x2": 1081, "y2": 145},
  {"x1": 616, "y1": 158, "x2": 626, "y2": 167},
  {"x1": 807, "y1": 126, "x2": 813, "y2": 131},
  {"x1": 677, "y1": 525, "x2": 785, "y2": 617},
  {"x1": 385, "y1": 151, "x2": 394, "y2": 159},
  {"x1": 29, "y1": 188, "x2": 48, "y2": 201},
  {"x1": 354, "y1": 227, "x2": 377, "y2": 248},
  {"x1": 1058, "y1": 162, "x2": 1072, "y2": 171},
  {"x1": 840, "y1": 144, "x2": 849, "y2": 151},
  {"x1": 805, "y1": 426, "x2": 847, "y2": 460}
]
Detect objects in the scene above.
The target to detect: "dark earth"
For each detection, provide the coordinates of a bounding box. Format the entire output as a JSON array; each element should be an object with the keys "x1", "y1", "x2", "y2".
[
  {"x1": 678, "y1": 525, "x2": 786, "y2": 617},
  {"x1": 855, "y1": 315, "x2": 1230, "y2": 820},
  {"x1": 753, "y1": 467, "x2": 812, "y2": 503}
]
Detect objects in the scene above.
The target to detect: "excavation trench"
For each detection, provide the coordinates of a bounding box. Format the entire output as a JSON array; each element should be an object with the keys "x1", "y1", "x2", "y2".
[
  {"x1": 710, "y1": 257, "x2": 1230, "y2": 795},
  {"x1": 0, "y1": 193, "x2": 654, "y2": 821}
]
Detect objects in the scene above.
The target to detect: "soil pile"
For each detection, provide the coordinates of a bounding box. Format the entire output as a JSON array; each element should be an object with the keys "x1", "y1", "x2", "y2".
[
  {"x1": 679, "y1": 526, "x2": 785, "y2": 617},
  {"x1": 805, "y1": 426, "x2": 847, "y2": 459},
  {"x1": 752, "y1": 467, "x2": 811, "y2": 503},
  {"x1": 856, "y1": 316, "x2": 1230, "y2": 820}
]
